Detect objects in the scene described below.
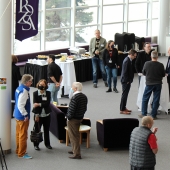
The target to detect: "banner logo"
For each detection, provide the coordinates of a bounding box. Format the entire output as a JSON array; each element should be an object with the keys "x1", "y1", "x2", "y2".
[
  {"x1": 15, "y1": 0, "x2": 39, "y2": 41},
  {"x1": 17, "y1": 0, "x2": 36, "y2": 30}
]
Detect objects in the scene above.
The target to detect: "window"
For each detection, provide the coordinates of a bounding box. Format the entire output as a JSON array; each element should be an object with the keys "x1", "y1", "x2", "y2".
[
  {"x1": 14, "y1": 33, "x2": 41, "y2": 54},
  {"x1": 76, "y1": 0, "x2": 98, "y2": 6},
  {"x1": 45, "y1": 0, "x2": 71, "y2": 9},
  {"x1": 152, "y1": 19, "x2": 158, "y2": 36},
  {"x1": 129, "y1": 0, "x2": 147, "y2": 2},
  {"x1": 75, "y1": 7, "x2": 98, "y2": 26},
  {"x1": 75, "y1": 26, "x2": 97, "y2": 46},
  {"x1": 46, "y1": 10, "x2": 71, "y2": 29},
  {"x1": 12, "y1": 0, "x2": 160, "y2": 54},
  {"x1": 103, "y1": 24, "x2": 123, "y2": 41},
  {"x1": 128, "y1": 21, "x2": 147, "y2": 36},
  {"x1": 152, "y1": 2, "x2": 159, "y2": 18},
  {"x1": 103, "y1": 0, "x2": 123, "y2": 5},
  {"x1": 45, "y1": 29, "x2": 70, "y2": 50},
  {"x1": 129, "y1": 3, "x2": 147, "y2": 20},
  {"x1": 103, "y1": 5, "x2": 123, "y2": 23}
]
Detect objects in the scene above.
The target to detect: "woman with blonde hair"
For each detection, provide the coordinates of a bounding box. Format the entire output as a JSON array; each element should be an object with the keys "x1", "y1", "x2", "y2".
[{"x1": 103, "y1": 40, "x2": 119, "y2": 93}]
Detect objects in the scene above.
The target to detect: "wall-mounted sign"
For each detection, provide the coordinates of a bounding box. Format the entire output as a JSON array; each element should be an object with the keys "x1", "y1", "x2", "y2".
[
  {"x1": 1, "y1": 86, "x2": 6, "y2": 90},
  {"x1": 0, "y1": 78, "x2": 6, "y2": 84}
]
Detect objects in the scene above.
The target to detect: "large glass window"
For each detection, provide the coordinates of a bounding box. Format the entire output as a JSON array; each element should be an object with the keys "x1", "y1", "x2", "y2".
[
  {"x1": 75, "y1": 26, "x2": 97, "y2": 46},
  {"x1": 129, "y1": 0, "x2": 147, "y2": 2},
  {"x1": 46, "y1": 0, "x2": 71, "y2": 9},
  {"x1": 129, "y1": 3, "x2": 147, "y2": 20},
  {"x1": 103, "y1": 24, "x2": 123, "y2": 41},
  {"x1": 45, "y1": 29, "x2": 70, "y2": 50},
  {"x1": 128, "y1": 21, "x2": 147, "y2": 36},
  {"x1": 152, "y1": 19, "x2": 158, "y2": 36},
  {"x1": 75, "y1": 7, "x2": 98, "y2": 26},
  {"x1": 46, "y1": 10, "x2": 71, "y2": 29},
  {"x1": 14, "y1": 32, "x2": 41, "y2": 54},
  {"x1": 76, "y1": 0, "x2": 98, "y2": 6},
  {"x1": 12, "y1": 0, "x2": 160, "y2": 54},
  {"x1": 152, "y1": 2, "x2": 159, "y2": 18},
  {"x1": 103, "y1": 5, "x2": 123, "y2": 23},
  {"x1": 103, "y1": 0, "x2": 123, "y2": 5}
]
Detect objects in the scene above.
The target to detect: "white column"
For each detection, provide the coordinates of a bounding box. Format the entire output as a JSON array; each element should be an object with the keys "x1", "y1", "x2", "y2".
[
  {"x1": 158, "y1": 0, "x2": 169, "y2": 55},
  {"x1": 0, "y1": 0, "x2": 12, "y2": 153}
]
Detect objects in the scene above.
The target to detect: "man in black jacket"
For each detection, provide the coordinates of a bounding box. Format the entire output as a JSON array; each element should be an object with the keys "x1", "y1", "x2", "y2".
[
  {"x1": 120, "y1": 49, "x2": 137, "y2": 114},
  {"x1": 66, "y1": 82, "x2": 88, "y2": 159},
  {"x1": 165, "y1": 47, "x2": 170, "y2": 98},
  {"x1": 135, "y1": 42, "x2": 152, "y2": 84}
]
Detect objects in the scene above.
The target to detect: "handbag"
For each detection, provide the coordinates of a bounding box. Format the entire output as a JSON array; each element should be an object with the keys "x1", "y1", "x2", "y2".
[{"x1": 30, "y1": 122, "x2": 43, "y2": 143}]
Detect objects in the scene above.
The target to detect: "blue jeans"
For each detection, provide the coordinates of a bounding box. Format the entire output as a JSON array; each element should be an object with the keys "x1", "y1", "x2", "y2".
[
  {"x1": 105, "y1": 66, "x2": 117, "y2": 88},
  {"x1": 91, "y1": 57, "x2": 107, "y2": 84},
  {"x1": 47, "y1": 83, "x2": 60, "y2": 104},
  {"x1": 142, "y1": 84, "x2": 162, "y2": 118}
]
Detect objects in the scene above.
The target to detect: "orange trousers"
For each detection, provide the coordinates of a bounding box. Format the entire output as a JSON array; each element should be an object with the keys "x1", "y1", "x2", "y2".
[{"x1": 16, "y1": 119, "x2": 29, "y2": 157}]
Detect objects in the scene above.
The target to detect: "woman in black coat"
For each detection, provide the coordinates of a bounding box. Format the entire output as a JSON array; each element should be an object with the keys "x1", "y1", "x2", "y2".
[
  {"x1": 12, "y1": 55, "x2": 21, "y2": 117},
  {"x1": 103, "y1": 40, "x2": 120, "y2": 93},
  {"x1": 32, "y1": 79, "x2": 52, "y2": 150}
]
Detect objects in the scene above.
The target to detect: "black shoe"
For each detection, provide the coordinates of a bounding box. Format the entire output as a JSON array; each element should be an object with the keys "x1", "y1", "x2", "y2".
[
  {"x1": 106, "y1": 88, "x2": 112, "y2": 92},
  {"x1": 69, "y1": 155, "x2": 81, "y2": 159},
  {"x1": 46, "y1": 145, "x2": 52, "y2": 149},
  {"x1": 93, "y1": 84, "x2": 97, "y2": 88},
  {"x1": 152, "y1": 116, "x2": 158, "y2": 120},
  {"x1": 34, "y1": 146, "x2": 40, "y2": 151},
  {"x1": 113, "y1": 88, "x2": 118, "y2": 93},
  {"x1": 104, "y1": 82, "x2": 108, "y2": 87},
  {"x1": 68, "y1": 151, "x2": 73, "y2": 154}
]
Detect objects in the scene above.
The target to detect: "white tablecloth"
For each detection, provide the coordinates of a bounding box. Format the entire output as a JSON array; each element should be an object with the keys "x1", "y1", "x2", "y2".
[
  {"x1": 136, "y1": 76, "x2": 169, "y2": 113},
  {"x1": 55, "y1": 60, "x2": 76, "y2": 97},
  {"x1": 27, "y1": 59, "x2": 76, "y2": 98}
]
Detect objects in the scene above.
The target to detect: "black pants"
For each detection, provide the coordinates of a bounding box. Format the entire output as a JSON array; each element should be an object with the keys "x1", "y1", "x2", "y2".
[
  {"x1": 120, "y1": 82, "x2": 131, "y2": 111},
  {"x1": 34, "y1": 115, "x2": 51, "y2": 147},
  {"x1": 168, "y1": 83, "x2": 170, "y2": 101},
  {"x1": 131, "y1": 165, "x2": 154, "y2": 170}
]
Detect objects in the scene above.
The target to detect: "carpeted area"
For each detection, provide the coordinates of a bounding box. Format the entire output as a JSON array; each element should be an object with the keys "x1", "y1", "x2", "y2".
[{"x1": 4, "y1": 56, "x2": 170, "y2": 170}]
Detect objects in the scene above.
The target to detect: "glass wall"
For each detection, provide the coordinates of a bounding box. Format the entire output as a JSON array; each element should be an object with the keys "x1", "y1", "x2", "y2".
[{"x1": 13, "y1": 0, "x2": 159, "y2": 54}]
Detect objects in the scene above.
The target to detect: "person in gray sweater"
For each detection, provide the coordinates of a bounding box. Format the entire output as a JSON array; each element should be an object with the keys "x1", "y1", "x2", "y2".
[{"x1": 139, "y1": 51, "x2": 165, "y2": 119}]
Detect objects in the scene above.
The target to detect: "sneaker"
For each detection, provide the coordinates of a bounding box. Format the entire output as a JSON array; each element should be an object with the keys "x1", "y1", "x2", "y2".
[
  {"x1": 93, "y1": 84, "x2": 97, "y2": 88},
  {"x1": 19, "y1": 154, "x2": 32, "y2": 159},
  {"x1": 16, "y1": 152, "x2": 27, "y2": 156},
  {"x1": 113, "y1": 88, "x2": 118, "y2": 93},
  {"x1": 104, "y1": 82, "x2": 108, "y2": 87}
]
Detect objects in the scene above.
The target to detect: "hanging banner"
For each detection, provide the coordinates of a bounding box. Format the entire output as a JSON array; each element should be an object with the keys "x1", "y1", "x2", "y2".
[{"x1": 15, "y1": 0, "x2": 39, "y2": 41}]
